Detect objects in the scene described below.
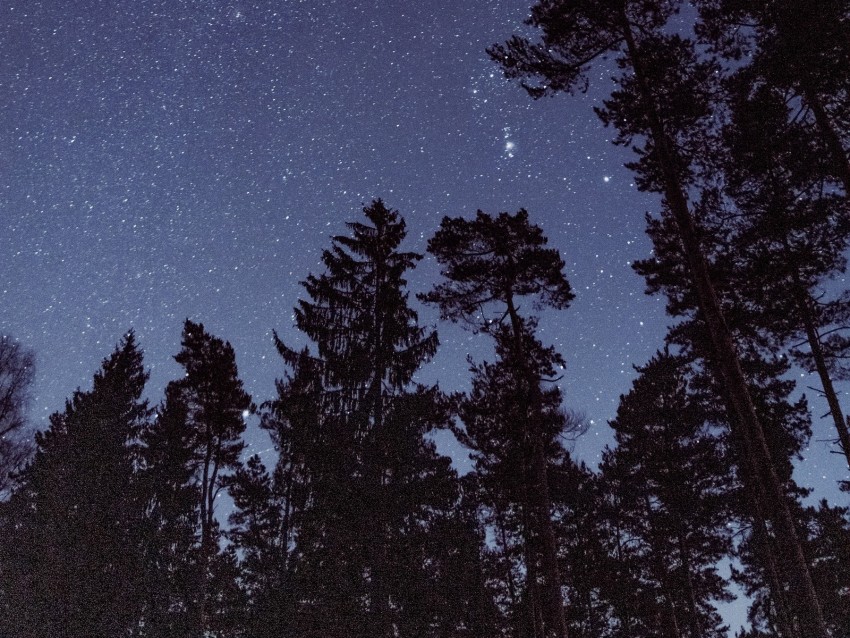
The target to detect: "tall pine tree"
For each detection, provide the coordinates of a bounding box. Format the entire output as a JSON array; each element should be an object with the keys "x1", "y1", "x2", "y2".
[
  {"x1": 169, "y1": 319, "x2": 251, "y2": 636},
  {"x1": 488, "y1": 3, "x2": 828, "y2": 632},
  {"x1": 422, "y1": 208, "x2": 574, "y2": 638}
]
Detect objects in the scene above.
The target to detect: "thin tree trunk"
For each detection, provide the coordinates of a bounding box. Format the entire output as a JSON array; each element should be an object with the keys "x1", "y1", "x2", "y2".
[
  {"x1": 521, "y1": 497, "x2": 544, "y2": 638},
  {"x1": 619, "y1": 12, "x2": 828, "y2": 637},
  {"x1": 642, "y1": 494, "x2": 682, "y2": 638},
  {"x1": 724, "y1": 396, "x2": 801, "y2": 638},
  {"x1": 802, "y1": 87, "x2": 850, "y2": 196},
  {"x1": 506, "y1": 293, "x2": 569, "y2": 638},
  {"x1": 612, "y1": 508, "x2": 635, "y2": 636},
  {"x1": 196, "y1": 433, "x2": 215, "y2": 637},
  {"x1": 369, "y1": 250, "x2": 393, "y2": 638},
  {"x1": 792, "y1": 280, "x2": 850, "y2": 470}
]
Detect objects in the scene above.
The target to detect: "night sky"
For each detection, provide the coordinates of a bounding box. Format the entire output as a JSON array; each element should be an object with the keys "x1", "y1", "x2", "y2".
[{"x1": 2, "y1": 0, "x2": 847, "y2": 513}]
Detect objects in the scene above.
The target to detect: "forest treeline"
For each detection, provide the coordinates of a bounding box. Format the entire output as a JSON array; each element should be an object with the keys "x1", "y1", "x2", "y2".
[{"x1": 3, "y1": 0, "x2": 850, "y2": 636}]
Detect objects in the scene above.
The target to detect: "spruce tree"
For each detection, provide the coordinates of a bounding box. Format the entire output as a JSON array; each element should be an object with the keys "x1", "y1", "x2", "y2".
[
  {"x1": 226, "y1": 345, "x2": 322, "y2": 636},
  {"x1": 548, "y1": 460, "x2": 618, "y2": 638},
  {"x1": 227, "y1": 453, "x2": 295, "y2": 638},
  {"x1": 0, "y1": 333, "x2": 150, "y2": 638},
  {"x1": 136, "y1": 384, "x2": 200, "y2": 637},
  {"x1": 269, "y1": 199, "x2": 490, "y2": 637},
  {"x1": 488, "y1": 3, "x2": 828, "y2": 632}
]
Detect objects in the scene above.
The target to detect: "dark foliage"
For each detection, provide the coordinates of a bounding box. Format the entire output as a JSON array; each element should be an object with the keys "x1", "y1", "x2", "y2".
[
  {"x1": 424, "y1": 208, "x2": 575, "y2": 638},
  {"x1": 0, "y1": 335, "x2": 36, "y2": 498},
  {"x1": 0, "y1": 333, "x2": 150, "y2": 637}
]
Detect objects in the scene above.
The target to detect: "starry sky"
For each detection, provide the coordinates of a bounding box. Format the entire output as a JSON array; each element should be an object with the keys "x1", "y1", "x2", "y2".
[{"x1": 2, "y1": 0, "x2": 847, "y2": 506}]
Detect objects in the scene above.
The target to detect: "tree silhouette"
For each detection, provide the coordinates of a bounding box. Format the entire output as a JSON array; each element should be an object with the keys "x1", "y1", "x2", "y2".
[
  {"x1": 721, "y1": 79, "x2": 850, "y2": 472},
  {"x1": 270, "y1": 199, "x2": 489, "y2": 637},
  {"x1": 136, "y1": 384, "x2": 201, "y2": 636},
  {"x1": 0, "y1": 333, "x2": 150, "y2": 638},
  {"x1": 696, "y1": 0, "x2": 850, "y2": 193},
  {"x1": 0, "y1": 335, "x2": 35, "y2": 498},
  {"x1": 165, "y1": 319, "x2": 251, "y2": 636},
  {"x1": 489, "y1": 3, "x2": 828, "y2": 632},
  {"x1": 600, "y1": 351, "x2": 734, "y2": 638},
  {"x1": 422, "y1": 208, "x2": 574, "y2": 638}
]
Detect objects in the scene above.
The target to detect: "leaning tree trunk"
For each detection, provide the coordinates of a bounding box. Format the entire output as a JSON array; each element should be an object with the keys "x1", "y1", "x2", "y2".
[
  {"x1": 800, "y1": 85, "x2": 850, "y2": 197},
  {"x1": 725, "y1": 396, "x2": 802, "y2": 638},
  {"x1": 619, "y1": 12, "x2": 829, "y2": 637},
  {"x1": 791, "y1": 278, "x2": 850, "y2": 471}
]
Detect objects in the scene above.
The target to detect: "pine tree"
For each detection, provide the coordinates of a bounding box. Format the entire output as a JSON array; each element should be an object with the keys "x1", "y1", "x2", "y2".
[
  {"x1": 488, "y1": 3, "x2": 828, "y2": 632},
  {"x1": 164, "y1": 319, "x2": 251, "y2": 636},
  {"x1": 719, "y1": 78, "x2": 850, "y2": 471},
  {"x1": 803, "y1": 501, "x2": 850, "y2": 636},
  {"x1": 422, "y1": 208, "x2": 574, "y2": 638},
  {"x1": 0, "y1": 333, "x2": 150, "y2": 638},
  {"x1": 599, "y1": 351, "x2": 735, "y2": 638},
  {"x1": 457, "y1": 326, "x2": 576, "y2": 638},
  {"x1": 734, "y1": 498, "x2": 850, "y2": 638},
  {"x1": 695, "y1": 0, "x2": 850, "y2": 193}
]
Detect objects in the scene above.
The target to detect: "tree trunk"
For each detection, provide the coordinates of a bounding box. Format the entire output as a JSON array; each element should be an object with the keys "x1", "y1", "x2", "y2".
[
  {"x1": 792, "y1": 280, "x2": 850, "y2": 470},
  {"x1": 369, "y1": 255, "x2": 393, "y2": 638},
  {"x1": 506, "y1": 293, "x2": 570, "y2": 638},
  {"x1": 676, "y1": 533, "x2": 704, "y2": 638},
  {"x1": 724, "y1": 393, "x2": 801, "y2": 638},
  {"x1": 619, "y1": 12, "x2": 828, "y2": 637},
  {"x1": 196, "y1": 433, "x2": 215, "y2": 637},
  {"x1": 521, "y1": 497, "x2": 544, "y2": 638},
  {"x1": 802, "y1": 87, "x2": 850, "y2": 196},
  {"x1": 642, "y1": 494, "x2": 682, "y2": 638}
]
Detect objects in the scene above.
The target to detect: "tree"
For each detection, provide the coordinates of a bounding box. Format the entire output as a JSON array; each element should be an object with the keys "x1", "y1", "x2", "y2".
[
  {"x1": 803, "y1": 501, "x2": 850, "y2": 636},
  {"x1": 719, "y1": 78, "x2": 850, "y2": 471},
  {"x1": 164, "y1": 319, "x2": 251, "y2": 636},
  {"x1": 599, "y1": 351, "x2": 735, "y2": 638},
  {"x1": 548, "y1": 459, "x2": 619, "y2": 638},
  {"x1": 270, "y1": 199, "x2": 492, "y2": 637},
  {"x1": 136, "y1": 384, "x2": 200, "y2": 637},
  {"x1": 734, "y1": 498, "x2": 850, "y2": 638},
  {"x1": 227, "y1": 453, "x2": 295, "y2": 638},
  {"x1": 457, "y1": 325, "x2": 578, "y2": 638},
  {"x1": 421, "y1": 208, "x2": 574, "y2": 638},
  {"x1": 488, "y1": 3, "x2": 828, "y2": 633},
  {"x1": 0, "y1": 333, "x2": 150, "y2": 638},
  {"x1": 0, "y1": 335, "x2": 35, "y2": 498},
  {"x1": 695, "y1": 0, "x2": 850, "y2": 193}
]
